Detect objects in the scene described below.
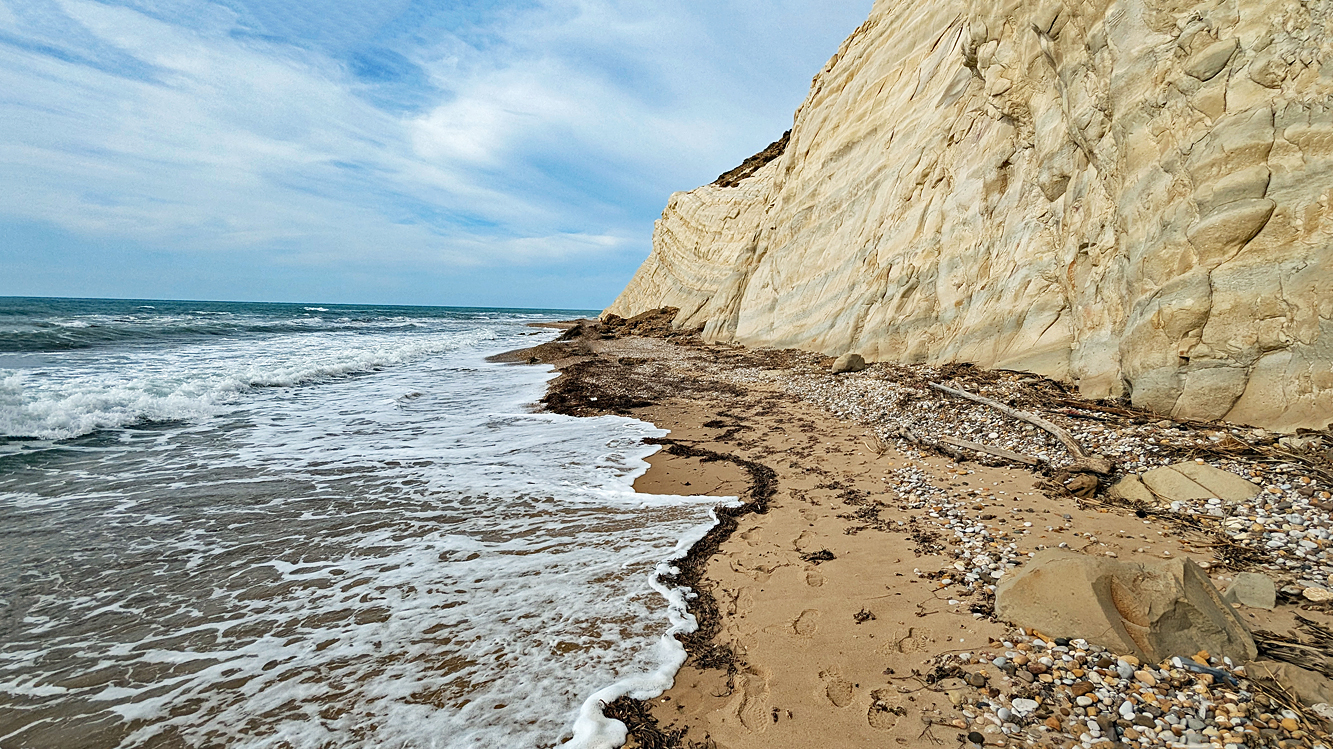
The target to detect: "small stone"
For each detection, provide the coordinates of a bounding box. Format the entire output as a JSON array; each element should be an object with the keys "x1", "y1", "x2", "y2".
[
  {"x1": 1045, "y1": 716, "x2": 1062, "y2": 730},
  {"x1": 966, "y1": 672, "x2": 987, "y2": 687},
  {"x1": 1280, "y1": 717, "x2": 1299, "y2": 731},
  {"x1": 967, "y1": 730, "x2": 985, "y2": 746},
  {"x1": 1012, "y1": 698, "x2": 1038, "y2": 716},
  {"x1": 1135, "y1": 670, "x2": 1157, "y2": 687},
  {"x1": 1071, "y1": 681, "x2": 1095, "y2": 696},
  {"x1": 1303, "y1": 586, "x2": 1333, "y2": 603}
]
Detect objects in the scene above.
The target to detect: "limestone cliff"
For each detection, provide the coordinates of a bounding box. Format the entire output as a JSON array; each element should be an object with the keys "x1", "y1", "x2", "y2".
[{"x1": 608, "y1": 0, "x2": 1333, "y2": 432}]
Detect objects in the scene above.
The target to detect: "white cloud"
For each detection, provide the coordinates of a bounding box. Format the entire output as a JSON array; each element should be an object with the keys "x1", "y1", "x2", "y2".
[{"x1": 0, "y1": 0, "x2": 873, "y2": 300}]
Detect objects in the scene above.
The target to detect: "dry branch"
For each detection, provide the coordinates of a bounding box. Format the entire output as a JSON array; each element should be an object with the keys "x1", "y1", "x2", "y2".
[
  {"x1": 938, "y1": 436, "x2": 1042, "y2": 467},
  {"x1": 929, "y1": 382, "x2": 1112, "y2": 474}
]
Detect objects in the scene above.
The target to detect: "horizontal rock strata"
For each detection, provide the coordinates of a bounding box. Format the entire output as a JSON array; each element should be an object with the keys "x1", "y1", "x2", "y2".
[{"x1": 608, "y1": 0, "x2": 1333, "y2": 432}]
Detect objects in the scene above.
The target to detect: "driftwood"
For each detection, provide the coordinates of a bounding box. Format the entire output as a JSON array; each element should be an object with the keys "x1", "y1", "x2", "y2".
[
  {"x1": 937, "y1": 436, "x2": 1042, "y2": 467},
  {"x1": 898, "y1": 425, "x2": 967, "y2": 462},
  {"x1": 929, "y1": 383, "x2": 1113, "y2": 474}
]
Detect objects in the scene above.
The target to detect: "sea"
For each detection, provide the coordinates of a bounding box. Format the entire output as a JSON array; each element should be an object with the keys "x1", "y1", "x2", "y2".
[{"x1": 0, "y1": 297, "x2": 730, "y2": 749}]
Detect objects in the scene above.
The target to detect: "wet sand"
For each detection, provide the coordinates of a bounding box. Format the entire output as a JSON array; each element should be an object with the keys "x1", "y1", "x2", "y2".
[{"x1": 521, "y1": 314, "x2": 1333, "y2": 749}]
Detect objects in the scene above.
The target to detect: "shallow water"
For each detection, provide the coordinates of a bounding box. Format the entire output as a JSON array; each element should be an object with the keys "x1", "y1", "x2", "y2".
[{"x1": 0, "y1": 299, "x2": 724, "y2": 748}]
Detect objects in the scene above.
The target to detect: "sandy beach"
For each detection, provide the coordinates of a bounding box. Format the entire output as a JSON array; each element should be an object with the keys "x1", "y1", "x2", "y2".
[{"x1": 505, "y1": 311, "x2": 1333, "y2": 749}]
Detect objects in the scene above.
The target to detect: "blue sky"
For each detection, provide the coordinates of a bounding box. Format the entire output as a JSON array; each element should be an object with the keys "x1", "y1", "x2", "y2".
[{"x1": 0, "y1": 0, "x2": 871, "y2": 309}]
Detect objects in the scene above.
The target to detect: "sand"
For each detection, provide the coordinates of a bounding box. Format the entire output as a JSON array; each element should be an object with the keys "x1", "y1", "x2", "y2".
[{"x1": 520, "y1": 317, "x2": 1333, "y2": 749}]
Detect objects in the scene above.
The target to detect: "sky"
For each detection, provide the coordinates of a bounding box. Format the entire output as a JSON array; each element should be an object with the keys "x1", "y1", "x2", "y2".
[{"x1": 0, "y1": 0, "x2": 873, "y2": 309}]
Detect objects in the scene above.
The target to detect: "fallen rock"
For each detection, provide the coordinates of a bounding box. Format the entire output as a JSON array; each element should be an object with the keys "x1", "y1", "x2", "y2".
[
  {"x1": 1223, "y1": 572, "x2": 1276, "y2": 610},
  {"x1": 995, "y1": 550, "x2": 1257, "y2": 664},
  {"x1": 1115, "y1": 462, "x2": 1260, "y2": 508},
  {"x1": 1108, "y1": 475, "x2": 1156, "y2": 504},
  {"x1": 831, "y1": 353, "x2": 866, "y2": 374}
]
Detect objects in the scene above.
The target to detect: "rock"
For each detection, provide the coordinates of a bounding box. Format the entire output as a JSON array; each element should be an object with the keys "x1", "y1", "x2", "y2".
[
  {"x1": 831, "y1": 353, "x2": 867, "y2": 374},
  {"x1": 1303, "y1": 586, "x2": 1333, "y2": 603},
  {"x1": 605, "y1": 1, "x2": 1333, "y2": 434},
  {"x1": 1222, "y1": 572, "x2": 1276, "y2": 610},
  {"x1": 1185, "y1": 38, "x2": 1239, "y2": 81},
  {"x1": 1011, "y1": 698, "x2": 1038, "y2": 716},
  {"x1": 1134, "y1": 463, "x2": 1260, "y2": 507},
  {"x1": 994, "y1": 550, "x2": 1257, "y2": 664},
  {"x1": 1109, "y1": 475, "x2": 1157, "y2": 505}
]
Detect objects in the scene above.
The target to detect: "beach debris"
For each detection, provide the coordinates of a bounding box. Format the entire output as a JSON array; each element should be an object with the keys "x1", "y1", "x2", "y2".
[
  {"x1": 853, "y1": 607, "x2": 877, "y2": 623},
  {"x1": 831, "y1": 352, "x2": 867, "y2": 374},
  {"x1": 994, "y1": 549, "x2": 1258, "y2": 664},
  {"x1": 1248, "y1": 660, "x2": 1333, "y2": 707},
  {"x1": 928, "y1": 382, "x2": 1113, "y2": 474},
  {"x1": 1254, "y1": 615, "x2": 1333, "y2": 684},
  {"x1": 801, "y1": 548, "x2": 837, "y2": 564},
  {"x1": 937, "y1": 435, "x2": 1041, "y2": 467},
  {"x1": 1224, "y1": 571, "x2": 1278, "y2": 610}
]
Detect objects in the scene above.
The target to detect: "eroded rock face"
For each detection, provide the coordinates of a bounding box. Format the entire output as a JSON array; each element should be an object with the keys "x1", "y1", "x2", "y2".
[
  {"x1": 608, "y1": 0, "x2": 1333, "y2": 432},
  {"x1": 995, "y1": 550, "x2": 1257, "y2": 665}
]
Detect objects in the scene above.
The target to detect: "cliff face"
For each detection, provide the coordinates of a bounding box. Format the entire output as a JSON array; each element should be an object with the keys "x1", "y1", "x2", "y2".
[{"x1": 608, "y1": 0, "x2": 1333, "y2": 432}]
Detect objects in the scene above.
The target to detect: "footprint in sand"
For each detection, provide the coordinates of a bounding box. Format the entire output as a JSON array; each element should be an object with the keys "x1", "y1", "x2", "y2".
[
  {"x1": 734, "y1": 587, "x2": 755, "y2": 616},
  {"x1": 793, "y1": 530, "x2": 816, "y2": 553},
  {"x1": 867, "y1": 688, "x2": 907, "y2": 730},
  {"x1": 820, "y1": 670, "x2": 854, "y2": 708},
  {"x1": 800, "y1": 508, "x2": 819, "y2": 523},
  {"x1": 805, "y1": 570, "x2": 825, "y2": 587},
  {"x1": 792, "y1": 608, "x2": 820, "y2": 637},
  {"x1": 728, "y1": 666, "x2": 772, "y2": 733}
]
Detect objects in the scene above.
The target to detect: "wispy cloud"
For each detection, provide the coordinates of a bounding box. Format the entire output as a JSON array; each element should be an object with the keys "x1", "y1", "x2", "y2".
[{"x1": 0, "y1": 0, "x2": 872, "y2": 306}]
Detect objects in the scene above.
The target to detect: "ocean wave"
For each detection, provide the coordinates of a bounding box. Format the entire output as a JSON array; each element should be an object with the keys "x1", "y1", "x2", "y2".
[
  {"x1": 0, "y1": 332, "x2": 494, "y2": 440},
  {"x1": 0, "y1": 318, "x2": 449, "y2": 353}
]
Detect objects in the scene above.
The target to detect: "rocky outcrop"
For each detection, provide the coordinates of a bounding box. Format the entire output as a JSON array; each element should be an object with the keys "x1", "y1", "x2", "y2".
[{"x1": 608, "y1": 0, "x2": 1333, "y2": 432}]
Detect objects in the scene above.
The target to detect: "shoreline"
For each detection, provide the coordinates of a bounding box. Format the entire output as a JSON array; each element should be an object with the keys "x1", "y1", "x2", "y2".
[{"x1": 516, "y1": 312, "x2": 1333, "y2": 749}]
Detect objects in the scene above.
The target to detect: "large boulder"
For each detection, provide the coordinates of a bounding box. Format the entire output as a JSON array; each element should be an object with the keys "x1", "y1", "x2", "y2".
[
  {"x1": 995, "y1": 550, "x2": 1257, "y2": 664},
  {"x1": 831, "y1": 353, "x2": 867, "y2": 374}
]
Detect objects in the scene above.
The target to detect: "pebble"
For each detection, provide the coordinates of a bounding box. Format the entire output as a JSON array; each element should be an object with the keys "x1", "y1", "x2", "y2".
[
  {"x1": 751, "y1": 358, "x2": 1333, "y2": 593},
  {"x1": 679, "y1": 334, "x2": 1331, "y2": 747},
  {"x1": 932, "y1": 627, "x2": 1308, "y2": 749}
]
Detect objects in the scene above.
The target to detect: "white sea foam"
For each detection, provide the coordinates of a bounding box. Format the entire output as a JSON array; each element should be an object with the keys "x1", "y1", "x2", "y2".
[
  {"x1": 0, "y1": 326, "x2": 498, "y2": 439},
  {"x1": 0, "y1": 312, "x2": 734, "y2": 749}
]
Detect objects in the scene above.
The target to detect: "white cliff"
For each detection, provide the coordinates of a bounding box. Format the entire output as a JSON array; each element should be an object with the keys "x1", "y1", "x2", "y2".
[{"x1": 608, "y1": 0, "x2": 1333, "y2": 432}]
